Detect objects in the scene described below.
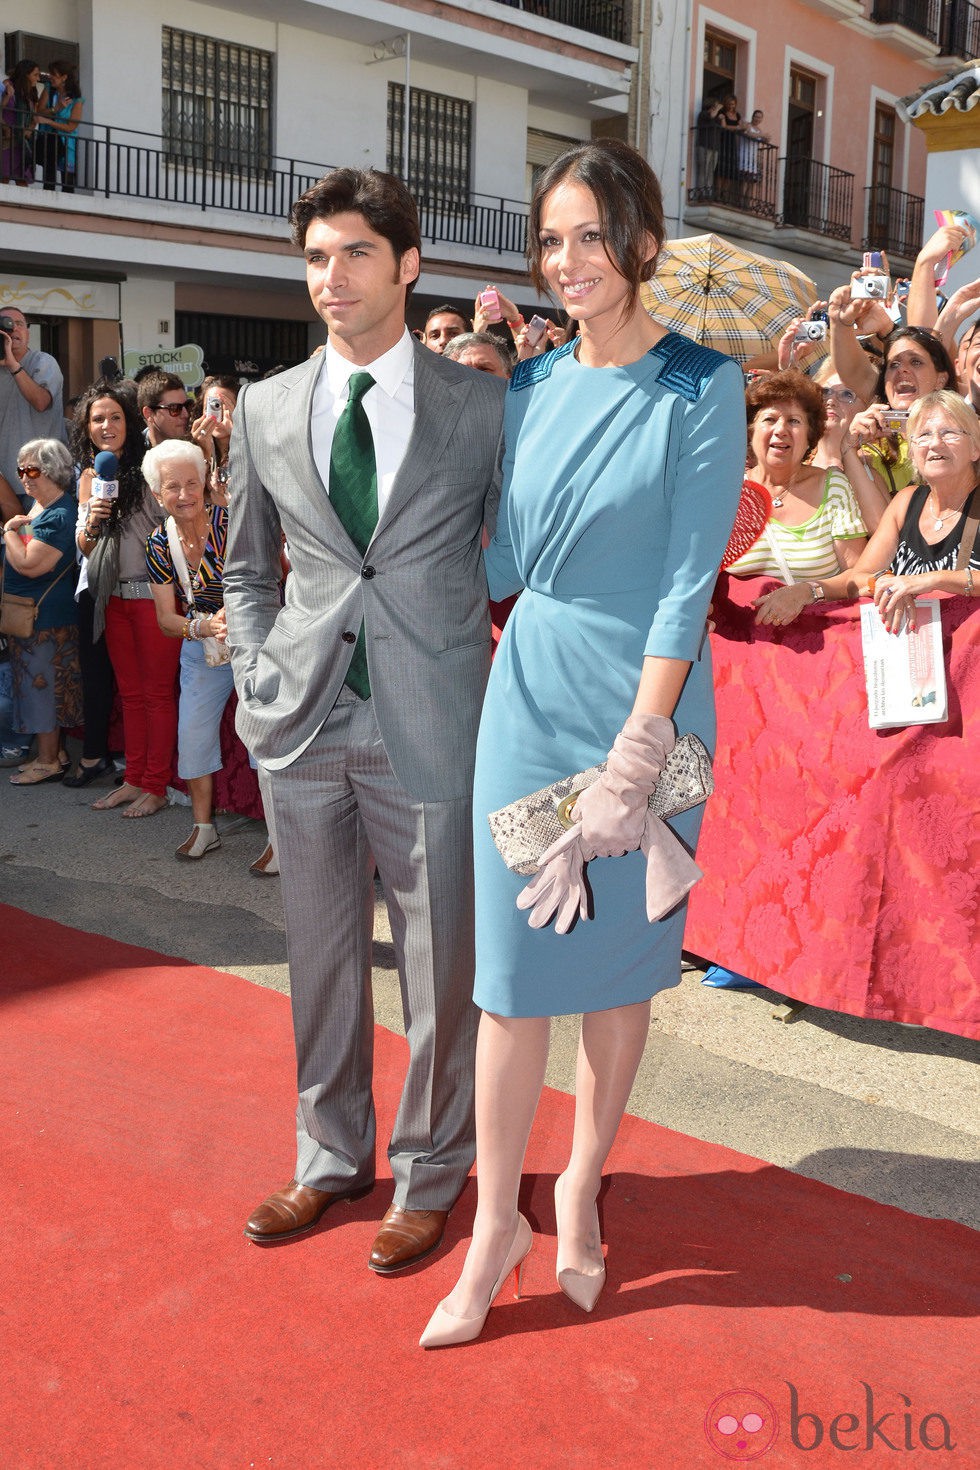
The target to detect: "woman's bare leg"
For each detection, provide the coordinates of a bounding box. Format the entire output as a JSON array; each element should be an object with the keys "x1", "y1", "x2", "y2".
[
  {"x1": 557, "y1": 999, "x2": 652, "y2": 1276},
  {"x1": 438, "y1": 1010, "x2": 550, "y2": 1319}
]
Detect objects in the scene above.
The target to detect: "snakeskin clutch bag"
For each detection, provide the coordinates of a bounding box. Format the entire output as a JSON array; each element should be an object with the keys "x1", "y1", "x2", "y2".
[{"x1": 488, "y1": 733, "x2": 714, "y2": 876}]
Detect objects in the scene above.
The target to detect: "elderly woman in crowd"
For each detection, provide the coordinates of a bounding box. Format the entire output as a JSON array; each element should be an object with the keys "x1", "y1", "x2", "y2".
[
  {"x1": 2, "y1": 439, "x2": 80, "y2": 784},
  {"x1": 726, "y1": 370, "x2": 869, "y2": 626},
  {"x1": 786, "y1": 390, "x2": 979, "y2": 630},
  {"x1": 76, "y1": 382, "x2": 180, "y2": 816},
  {"x1": 144, "y1": 441, "x2": 233, "y2": 860}
]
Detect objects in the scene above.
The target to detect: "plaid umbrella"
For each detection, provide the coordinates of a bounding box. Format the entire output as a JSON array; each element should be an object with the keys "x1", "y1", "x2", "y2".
[{"x1": 640, "y1": 233, "x2": 818, "y2": 364}]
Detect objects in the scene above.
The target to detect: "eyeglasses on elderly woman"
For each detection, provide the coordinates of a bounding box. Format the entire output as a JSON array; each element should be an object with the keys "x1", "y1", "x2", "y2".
[{"x1": 821, "y1": 386, "x2": 857, "y2": 405}]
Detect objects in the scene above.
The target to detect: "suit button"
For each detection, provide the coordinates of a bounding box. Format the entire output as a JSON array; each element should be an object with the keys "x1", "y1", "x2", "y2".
[
  {"x1": 361, "y1": 565, "x2": 376, "y2": 579},
  {"x1": 341, "y1": 630, "x2": 357, "y2": 644}
]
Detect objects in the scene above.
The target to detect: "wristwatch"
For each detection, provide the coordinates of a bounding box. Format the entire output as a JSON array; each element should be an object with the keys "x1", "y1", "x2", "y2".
[{"x1": 808, "y1": 582, "x2": 826, "y2": 602}]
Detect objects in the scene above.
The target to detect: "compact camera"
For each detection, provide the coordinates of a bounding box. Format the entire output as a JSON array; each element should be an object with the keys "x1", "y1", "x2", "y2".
[
  {"x1": 879, "y1": 408, "x2": 908, "y2": 433},
  {"x1": 794, "y1": 313, "x2": 828, "y2": 343},
  {"x1": 206, "y1": 393, "x2": 223, "y2": 418},
  {"x1": 851, "y1": 273, "x2": 889, "y2": 300}
]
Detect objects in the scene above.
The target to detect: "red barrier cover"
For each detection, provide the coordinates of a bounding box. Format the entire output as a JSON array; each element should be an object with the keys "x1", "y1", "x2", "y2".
[{"x1": 686, "y1": 573, "x2": 980, "y2": 1040}]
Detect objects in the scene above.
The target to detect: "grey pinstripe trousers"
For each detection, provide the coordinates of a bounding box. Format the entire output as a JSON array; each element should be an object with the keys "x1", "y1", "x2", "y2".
[{"x1": 264, "y1": 688, "x2": 478, "y2": 1210}]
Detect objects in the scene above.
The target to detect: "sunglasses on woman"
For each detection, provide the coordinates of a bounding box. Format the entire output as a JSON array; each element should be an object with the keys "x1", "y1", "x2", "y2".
[
  {"x1": 16, "y1": 465, "x2": 42, "y2": 479},
  {"x1": 821, "y1": 386, "x2": 857, "y2": 404}
]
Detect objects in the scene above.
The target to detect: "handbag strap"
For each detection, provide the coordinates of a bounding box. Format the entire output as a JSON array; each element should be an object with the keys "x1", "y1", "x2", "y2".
[
  {"x1": 954, "y1": 486, "x2": 980, "y2": 572},
  {"x1": 165, "y1": 515, "x2": 197, "y2": 611},
  {"x1": 762, "y1": 522, "x2": 797, "y2": 585},
  {"x1": 1, "y1": 539, "x2": 74, "y2": 607}
]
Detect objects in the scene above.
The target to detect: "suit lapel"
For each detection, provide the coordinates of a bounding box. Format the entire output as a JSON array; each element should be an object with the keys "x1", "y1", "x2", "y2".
[
  {"x1": 275, "y1": 356, "x2": 361, "y2": 556},
  {"x1": 373, "y1": 342, "x2": 470, "y2": 539}
]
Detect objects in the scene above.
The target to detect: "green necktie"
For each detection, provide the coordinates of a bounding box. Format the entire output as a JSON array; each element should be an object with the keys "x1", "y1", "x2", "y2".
[{"x1": 329, "y1": 371, "x2": 378, "y2": 699}]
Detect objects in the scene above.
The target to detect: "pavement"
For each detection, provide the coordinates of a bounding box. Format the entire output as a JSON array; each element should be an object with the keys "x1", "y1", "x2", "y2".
[{"x1": 2, "y1": 749, "x2": 977, "y2": 1231}]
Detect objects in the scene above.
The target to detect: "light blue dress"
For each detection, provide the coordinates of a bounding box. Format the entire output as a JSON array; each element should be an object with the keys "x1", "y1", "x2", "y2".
[{"x1": 473, "y1": 334, "x2": 746, "y2": 1017}]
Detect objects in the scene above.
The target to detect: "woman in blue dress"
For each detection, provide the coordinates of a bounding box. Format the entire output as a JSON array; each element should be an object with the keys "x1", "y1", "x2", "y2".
[{"x1": 420, "y1": 140, "x2": 745, "y2": 1348}]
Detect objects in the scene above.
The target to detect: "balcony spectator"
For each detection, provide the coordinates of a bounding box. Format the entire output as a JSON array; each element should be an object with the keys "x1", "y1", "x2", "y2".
[
  {"x1": 3, "y1": 439, "x2": 81, "y2": 786},
  {"x1": 1, "y1": 59, "x2": 40, "y2": 185},
  {"x1": 716, "y1": 95, "x2": 744, "y2": 205},
  {"x1": 442, "y1": 332, "x2": 513, "y2": 379},
  {"x1": 423, "y1": 304, "x2": 470, "y2": 353},
  {"x1": 36, "y1": 60, "x2": 83, "y2": 193},
  {"x1": 138, "y1": 370, "x2": 194, "y2": 447},
  {"x1": 737, "y1": 110, "x2": 767, "y2": 208},
  {"x1": 76, "y1": 381, "x2": 180, "y2": 817},
  {"x1": 0, "y1": 307, "x2": 67, "y2": 495},
  {"x1": 693, "y1": 97, "x2": 723, "y2": 199},
  {"x1": 727, "y1": 370, "x2": 869, "y2": 627}
]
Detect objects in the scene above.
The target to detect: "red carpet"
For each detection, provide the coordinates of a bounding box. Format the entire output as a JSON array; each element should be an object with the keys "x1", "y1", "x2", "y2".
[{"x1": 2, "y1": 907, "x2": 975, "y2": 1469}]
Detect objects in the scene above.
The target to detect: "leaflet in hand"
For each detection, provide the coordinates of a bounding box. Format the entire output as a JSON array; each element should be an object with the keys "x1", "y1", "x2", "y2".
[{"x1": 860, "y1": 598, "x2": 947, "y2": 728}]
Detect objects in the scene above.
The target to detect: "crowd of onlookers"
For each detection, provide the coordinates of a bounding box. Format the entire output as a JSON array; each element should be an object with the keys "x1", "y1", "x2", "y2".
[{"x1": 3, "y1": 206, "x2": 978, "y2": 888}]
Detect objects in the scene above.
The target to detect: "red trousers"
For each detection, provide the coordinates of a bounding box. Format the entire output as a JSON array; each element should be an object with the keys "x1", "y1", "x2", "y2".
[{"x1": 104, "y1": 597, "x2": 180, "y2": 797}]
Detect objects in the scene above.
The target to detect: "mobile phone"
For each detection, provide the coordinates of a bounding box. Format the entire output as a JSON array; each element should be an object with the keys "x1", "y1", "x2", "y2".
[
  {"x1": 525, "y1": 315, "x2": 548, "y2": 347},
  {"x1": 479, "y1": 289, "x2": 502, "y2": 323}
]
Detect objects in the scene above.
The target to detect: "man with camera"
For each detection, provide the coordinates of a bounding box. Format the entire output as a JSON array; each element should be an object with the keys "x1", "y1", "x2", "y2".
[{"x1": 0, "y1": 307, "x2": 66, "y2": 498}]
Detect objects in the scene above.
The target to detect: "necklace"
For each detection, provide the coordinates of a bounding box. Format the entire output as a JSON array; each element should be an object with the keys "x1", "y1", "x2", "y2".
[{"x1": 929, "y1": 488, "x2": 971, "y2": 533}]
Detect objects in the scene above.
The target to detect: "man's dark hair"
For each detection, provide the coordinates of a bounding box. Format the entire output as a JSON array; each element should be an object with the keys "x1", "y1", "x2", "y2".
[
  {"x1": 137, "y1": 370, "x2": 186, "y2": 414},
  {"x1": 425, "y1": 304, "x2": 469, "y2": 330},
  {"x1": 290, "y1": 168, "x2": 422, "y2": 299},
  {"x1": 527, "y1": 137, "x2": 666, "y2": 319}
]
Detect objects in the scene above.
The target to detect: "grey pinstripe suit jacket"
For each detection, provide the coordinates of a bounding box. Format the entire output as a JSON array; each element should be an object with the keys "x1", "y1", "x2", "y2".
[{"x1": 223, "y1": 339, "x2": 506, "y2": 803}]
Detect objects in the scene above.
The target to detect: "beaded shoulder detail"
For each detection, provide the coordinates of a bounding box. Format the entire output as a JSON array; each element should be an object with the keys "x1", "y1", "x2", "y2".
[
  {"x1": 650, "y1": 333, "x2": 731, "y2": 403},
  {"x1": 509, "y1": 339, "x2": 577, "y2": 392}
]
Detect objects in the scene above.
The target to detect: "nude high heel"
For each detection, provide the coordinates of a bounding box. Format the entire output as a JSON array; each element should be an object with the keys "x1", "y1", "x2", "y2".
[
  {"x1": 419, "y1": 1213, "x2": 533, "y2": 1349},
  {"x1": 554, "y1": 1173, "x2": 606, "y2": 1313}
]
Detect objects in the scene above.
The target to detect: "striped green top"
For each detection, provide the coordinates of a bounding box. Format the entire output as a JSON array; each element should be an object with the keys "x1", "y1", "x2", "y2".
[{"x1": 728, "y1": 467, "x2": 867, "y2": 581}]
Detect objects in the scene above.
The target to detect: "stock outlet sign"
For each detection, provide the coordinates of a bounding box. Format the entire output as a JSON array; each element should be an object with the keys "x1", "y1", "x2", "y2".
[{"x1": 122, "y1": 343, "x2": 205, "y2": 388}]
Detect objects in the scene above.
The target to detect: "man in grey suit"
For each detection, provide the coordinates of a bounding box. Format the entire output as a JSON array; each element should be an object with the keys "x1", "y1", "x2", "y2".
[{"x1": 223, "y1": 168, "x2": 504, "y2": 1272}]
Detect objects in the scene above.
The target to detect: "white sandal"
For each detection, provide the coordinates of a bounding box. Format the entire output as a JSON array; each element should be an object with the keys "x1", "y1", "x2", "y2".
[{"x1": 175, "y1": 823, "x2": 221, "y2": 861}]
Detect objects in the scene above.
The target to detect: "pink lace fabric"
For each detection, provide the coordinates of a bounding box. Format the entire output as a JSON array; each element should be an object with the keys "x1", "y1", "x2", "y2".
[{"x1": 686, "y1": 573, "x2": 980, "y2": 1040}]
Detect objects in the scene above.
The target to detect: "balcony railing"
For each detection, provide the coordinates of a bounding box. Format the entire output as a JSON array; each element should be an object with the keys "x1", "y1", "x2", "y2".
[
  {"x1": 16, "y1": 121, "x2": 530, "y2": 257},
  {"x1": 864, "y1": 184, "x2": 925, "y2": 259},
  {"x1": 687, "y1": 129, "x2": 779, "y2": 221},
  {"x1": 495, "y1": 0, "x2": 627, "y2": 44},
  {"x1": 870, "y1": 0, "x2": 940, "y2": 42},
  {"x1": 782, "y1": 156, "x2": 854, "y2": 241},
  {"x1": 938, "y1": 0, "x2": 980, "y2": 54}
]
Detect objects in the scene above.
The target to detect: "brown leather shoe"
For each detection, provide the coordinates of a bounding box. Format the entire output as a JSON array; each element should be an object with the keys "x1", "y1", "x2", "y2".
[
  {"x1": 368, "y1": 1206, "x2": 450, "y2": 1274},
  {"x1": 244, "y1": 1179, "x2": 372, "y2": 1244}
]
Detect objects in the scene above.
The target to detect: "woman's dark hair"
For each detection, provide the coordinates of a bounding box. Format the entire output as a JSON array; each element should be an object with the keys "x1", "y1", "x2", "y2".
[
  {"x1": 47, "y1": 60, "x2": 81, "y2": 99},
  {"x1": 527, "y1": 138, "x2": 666, "y2": 318},
  {"x1": 873, "y1": 326, "x2": 956, "y2": 405},
  {"x1": 7, "y1": 59, "x2": 40, "y2": 103},
  {"x1": 745, "y1": 369, "x2": 826, "y2": 455},
  {"x1": 289, "y1": 168, "x2": 421, "y2": 298},
  {"x1": 71, "y1": 380, "x2": 146, "y2": 525}
]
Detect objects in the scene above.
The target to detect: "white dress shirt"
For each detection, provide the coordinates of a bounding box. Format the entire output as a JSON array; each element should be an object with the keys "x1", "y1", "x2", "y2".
[{"x1": 311, "y1": 328, "x2": 416, "y2": 516}]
